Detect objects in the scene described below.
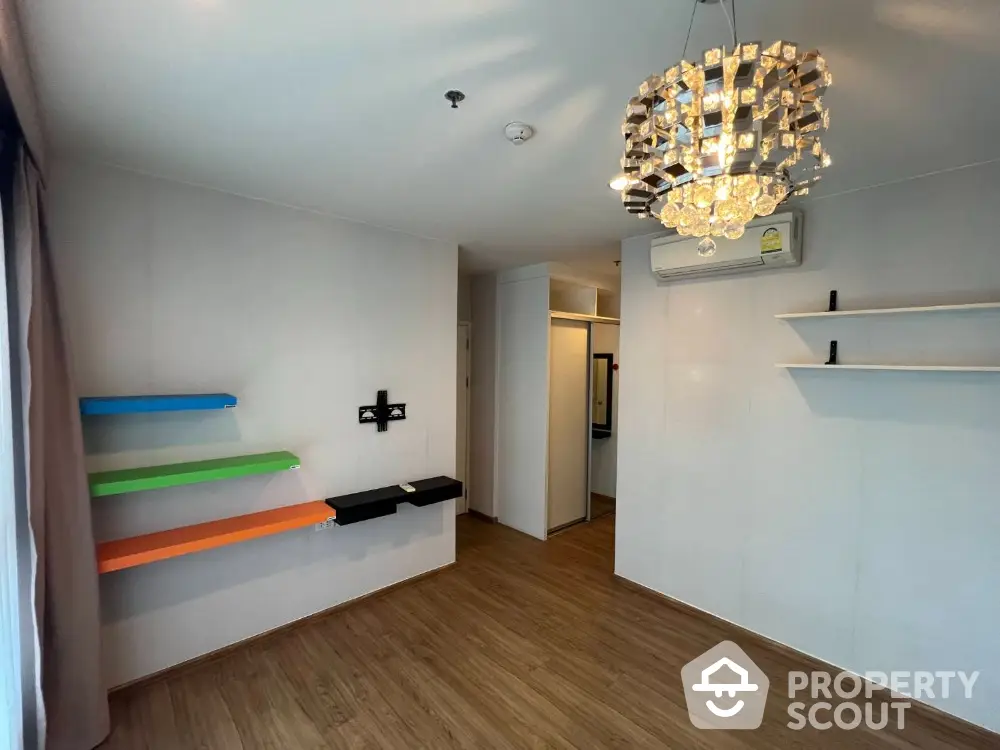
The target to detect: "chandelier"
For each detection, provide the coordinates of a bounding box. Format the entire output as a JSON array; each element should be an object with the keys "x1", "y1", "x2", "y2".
[{"x1": 611, "y1": 0, "x2": 832, "y2": 241}]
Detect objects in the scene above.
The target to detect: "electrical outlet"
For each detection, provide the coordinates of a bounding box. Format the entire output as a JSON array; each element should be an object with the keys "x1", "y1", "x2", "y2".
[{"x1": 314, "y1": 517, "x2": 336, "y2": 532}]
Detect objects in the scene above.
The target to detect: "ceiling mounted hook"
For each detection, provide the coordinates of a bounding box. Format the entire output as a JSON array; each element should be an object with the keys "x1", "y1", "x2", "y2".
[{"x1": 444, "y1": 90, "x2": 466, "y2": 109}]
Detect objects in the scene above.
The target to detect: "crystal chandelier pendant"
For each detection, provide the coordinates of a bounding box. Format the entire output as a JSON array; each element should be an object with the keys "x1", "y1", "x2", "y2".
[
  {"x1": 697, "y1": 237, "x2": 717, "y2": 257},
  {"x1": 615, "y1": 30, "x2": 832, "y2": 238}
]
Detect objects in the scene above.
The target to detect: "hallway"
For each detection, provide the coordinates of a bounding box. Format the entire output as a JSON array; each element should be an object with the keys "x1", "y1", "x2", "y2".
[{"x1": 102, "y1": 515, "x2": 993, "y2": 748}]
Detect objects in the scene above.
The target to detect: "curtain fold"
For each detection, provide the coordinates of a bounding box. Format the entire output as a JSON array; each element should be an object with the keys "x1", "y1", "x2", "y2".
[
  {"x1": 15, "y1": 145, "x2": 108, "y2": 750},
  {"x1": 0, "y1": 0, "x2": 48, "y2": 173}
]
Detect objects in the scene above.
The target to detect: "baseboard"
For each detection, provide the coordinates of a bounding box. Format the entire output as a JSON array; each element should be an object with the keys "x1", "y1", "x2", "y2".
[
  {"x1": 614, "y1": 574, "x2": 998, "y2": 743},
  {"x1": 467, "y1": 509, "x2": 497, "y2": 523},
  {"x1": 109, "y1": 562, "x2": 456, "y2": 696}
]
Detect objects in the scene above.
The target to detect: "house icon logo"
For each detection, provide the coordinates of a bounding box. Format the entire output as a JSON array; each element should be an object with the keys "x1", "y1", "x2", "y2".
[{"x1": 681, "y1": 642, "x2": 770, "y2": 730}]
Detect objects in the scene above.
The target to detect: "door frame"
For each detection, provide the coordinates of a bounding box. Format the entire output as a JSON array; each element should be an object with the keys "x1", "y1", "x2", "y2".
[
  {"x1": 457, "y1": 321, "x2": 471, "y2": 514},
  {"x1": 586, "y1": 321, "x2": 593, "y2": 522},
  {"x1": 545, "y1": 317, "x2": 592, "y2": 534}
]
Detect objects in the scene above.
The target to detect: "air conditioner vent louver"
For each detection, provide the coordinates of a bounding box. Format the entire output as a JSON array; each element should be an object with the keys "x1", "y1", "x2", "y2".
[{"x1": 654, "y1": 257, "x2": 764, "y2": 277}]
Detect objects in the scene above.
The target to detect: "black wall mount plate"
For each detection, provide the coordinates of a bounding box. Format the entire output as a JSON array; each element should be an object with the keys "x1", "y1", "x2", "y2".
[{"x1": 358, "y1": 389, "x2": 406, "y2": 433}]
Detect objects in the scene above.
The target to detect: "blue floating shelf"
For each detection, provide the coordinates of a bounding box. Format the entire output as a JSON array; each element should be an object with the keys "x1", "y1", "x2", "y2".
[{"x1": 80, "y1": 393, "x2": 238, "y2": 416}]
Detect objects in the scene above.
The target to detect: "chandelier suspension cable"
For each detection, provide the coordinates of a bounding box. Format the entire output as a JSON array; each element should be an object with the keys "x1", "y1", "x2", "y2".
[
  {"x1": 681, "y1": 0, "x2": 698, "y2": 60},
  {"x1": 719, "y1": 0, "x2": 737, "y2": 47}
]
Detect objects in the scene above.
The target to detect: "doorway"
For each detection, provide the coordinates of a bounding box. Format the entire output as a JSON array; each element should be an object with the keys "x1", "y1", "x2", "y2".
[
  {"x1": 547, "y1": 318, "x2": 590, "y2": 532},
  {"x1": 456, "y1": 322, "x2": 470, "y2": 514},
  {"x1": 589, "y1": 322, "x2": 619, "y2": 520}
]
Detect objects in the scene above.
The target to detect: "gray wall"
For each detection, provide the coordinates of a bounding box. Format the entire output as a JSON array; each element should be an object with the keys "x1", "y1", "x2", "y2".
[
  {"x1": 458, "y1": 272, "x2": 471, "y2": 323},
  {"x1": 50, "y1": 159, "x2": 459, "y2": 687},
  {"x1": 616, "y1": 161, "x2": 1000, "y2": 731}
]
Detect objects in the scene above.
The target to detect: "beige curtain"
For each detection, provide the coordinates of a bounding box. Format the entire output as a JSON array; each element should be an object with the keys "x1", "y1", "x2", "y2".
[
  {"x1": 15, "y1": 146, "x2": 108, "y2": 749},
  {"x1": 0, "y1": 1, "x2": 48, "y2": 173}
]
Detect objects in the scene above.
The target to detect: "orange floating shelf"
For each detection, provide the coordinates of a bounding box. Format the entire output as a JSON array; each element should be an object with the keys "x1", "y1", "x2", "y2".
[{"x1": 96, "y1": 501, "x2": 335, "y2": 573}]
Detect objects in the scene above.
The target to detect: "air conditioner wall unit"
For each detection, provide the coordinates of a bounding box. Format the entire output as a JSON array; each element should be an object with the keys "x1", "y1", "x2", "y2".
[{"x1": 650, "y1": 211, "x2": 802, "y2": 282}]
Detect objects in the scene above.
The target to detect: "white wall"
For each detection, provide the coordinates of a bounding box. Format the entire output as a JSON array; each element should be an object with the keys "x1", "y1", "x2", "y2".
[
  {"x1": 495, "y1": 268, "x2": 550, "y2": 539},
  {"x1": 49, "y1": 159, "x2": 458, "y2": 687},
  {"x1": 590, "y1": 322, "x2": 619, "y2": 498},
  {"x1": 550, "y1": 280, "x2": 597, "y2": 316},
  {"x1": 616, "y1": 161, "x2": 1000, "y2": 732},
  {"x1": 468, "y1": 273, "x2": 497, "y2": 517}
]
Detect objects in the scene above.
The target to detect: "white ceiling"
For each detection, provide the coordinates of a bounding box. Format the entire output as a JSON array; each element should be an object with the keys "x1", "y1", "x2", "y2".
[{"x1": 17, "y1": 0, "x2": 1000, "y2": 270}]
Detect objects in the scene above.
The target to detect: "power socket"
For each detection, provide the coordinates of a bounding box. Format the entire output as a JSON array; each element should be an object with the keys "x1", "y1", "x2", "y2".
[{"x1": 314, "y1": 517, "x2": 336, "y2": 532}]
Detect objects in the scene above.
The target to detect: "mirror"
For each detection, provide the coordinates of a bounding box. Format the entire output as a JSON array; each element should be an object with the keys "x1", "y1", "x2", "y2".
[{"x1": 592, "y1": 353, "x2": 613, "y2": 438}]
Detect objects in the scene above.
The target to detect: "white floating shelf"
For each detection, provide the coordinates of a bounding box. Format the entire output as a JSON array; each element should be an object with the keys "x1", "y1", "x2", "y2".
[
  {"x1": 549, "y1": 311, "x2": 621, "y2": 325},
  {"x1": 777, "y1": 364, "x2": 1000, "y2": 373},
  {"x1": 776, "y1": 301, "x2": 1000, "y2": 320}
]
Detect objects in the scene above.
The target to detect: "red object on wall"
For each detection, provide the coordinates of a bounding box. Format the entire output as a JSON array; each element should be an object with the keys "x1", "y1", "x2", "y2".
[{"x1": 612, "y1": 363, "x2": 619, "y2": 371}]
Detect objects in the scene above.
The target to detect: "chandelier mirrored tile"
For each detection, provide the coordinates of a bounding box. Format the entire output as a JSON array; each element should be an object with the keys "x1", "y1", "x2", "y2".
[{"x1": 612, "y1": 1, "x2": 832, "y2": 240}]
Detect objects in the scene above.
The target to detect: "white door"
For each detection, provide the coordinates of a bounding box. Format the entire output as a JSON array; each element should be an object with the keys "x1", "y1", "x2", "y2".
[
  {"x1": 547, "y1": 319, "x2": 590, "y2": 531},
  {"x1": 456, "y1": 323, "x2": 470, "y2": 514}
]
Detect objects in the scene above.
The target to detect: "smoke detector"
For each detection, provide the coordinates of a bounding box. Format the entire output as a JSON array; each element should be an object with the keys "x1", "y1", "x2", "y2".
[{"x1": 504, "y1": 122, "x2": 534, "y2": 145}]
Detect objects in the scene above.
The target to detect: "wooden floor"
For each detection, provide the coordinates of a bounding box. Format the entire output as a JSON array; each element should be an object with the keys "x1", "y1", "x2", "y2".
[
  {"x1": 101, "y1": 515, "x2": 995, "y2": 749},
  {"x1": 590, "y1": 492, "x2": 615, "y2": 520}
]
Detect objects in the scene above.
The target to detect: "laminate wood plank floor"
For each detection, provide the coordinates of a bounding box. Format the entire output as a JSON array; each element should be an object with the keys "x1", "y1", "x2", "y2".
[
  {"x1": 101, "y1": 515, "x2": 996, "y2": 749},
  {"x1": 590, "y1": 493, "x2": 615, "y2": 520}
]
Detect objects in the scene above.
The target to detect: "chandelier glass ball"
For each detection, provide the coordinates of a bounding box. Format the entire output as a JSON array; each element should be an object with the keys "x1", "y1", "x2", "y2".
[{"x1": 616, "y1": 40, "x2": 832, "y2": 238}]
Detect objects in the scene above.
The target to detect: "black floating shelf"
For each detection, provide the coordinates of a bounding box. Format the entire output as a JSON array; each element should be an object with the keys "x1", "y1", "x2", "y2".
[
  {"x1": 325, "y1": 476, "x2": 463, "y2": 526},
  {"x1": 405, "y1": 476, "x2": 464, "y2": 507},
  {"x1": 325, "y1": 486, "x2": 399, "y2": 526}
]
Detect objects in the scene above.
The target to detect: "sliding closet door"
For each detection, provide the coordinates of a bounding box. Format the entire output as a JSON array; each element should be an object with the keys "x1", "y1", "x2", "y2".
[{"x1": 547, "y1": 318, "x2": 589, "y2": 531}]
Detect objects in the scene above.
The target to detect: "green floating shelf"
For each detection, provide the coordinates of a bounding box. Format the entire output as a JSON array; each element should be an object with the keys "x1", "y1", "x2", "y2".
[{"x1": 89, "y1": 451, "x2": 300, "y2": 497}]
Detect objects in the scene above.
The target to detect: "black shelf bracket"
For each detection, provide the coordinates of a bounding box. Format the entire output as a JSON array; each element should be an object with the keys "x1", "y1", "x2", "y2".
[
  {"x1": 825, "y1": 340, "x2": 839, "y2": 366},
  {"x1": 828, "y1": 290, "x2": 838, "y2": 312}
]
